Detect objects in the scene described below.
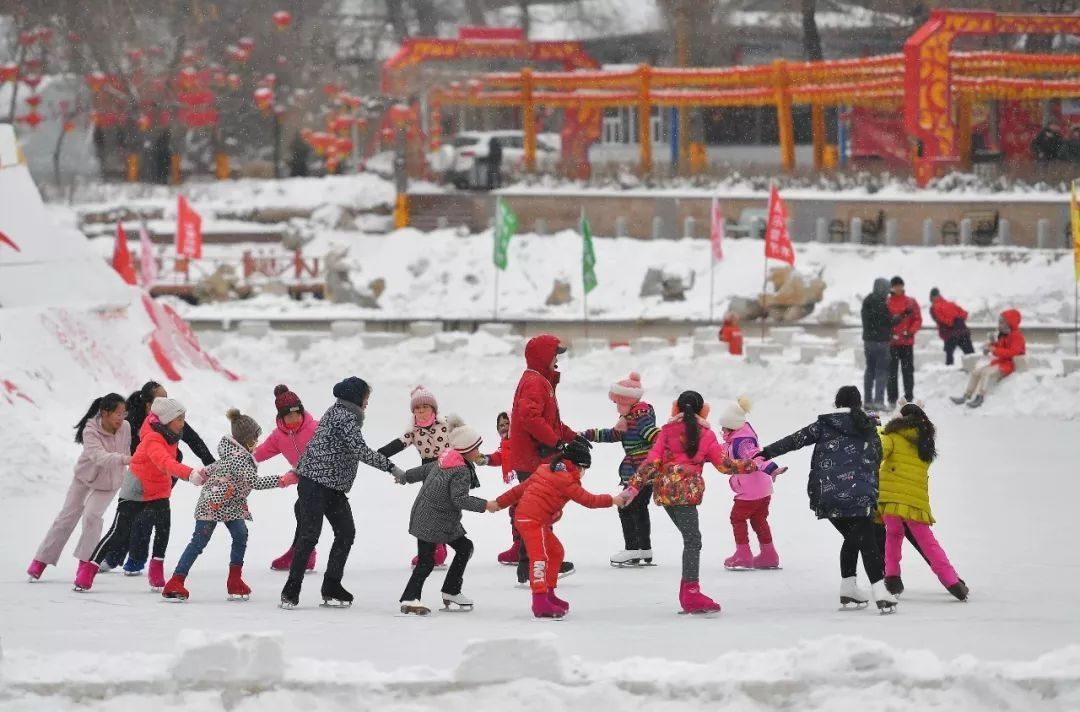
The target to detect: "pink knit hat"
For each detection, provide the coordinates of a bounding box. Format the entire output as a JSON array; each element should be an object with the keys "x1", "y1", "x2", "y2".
[
  {"x1": 410, "y1": 385, "x2": 438, "y2": 412},
  {"x1": 609, "y1": 371, "x2": 644, "y2": 407}
]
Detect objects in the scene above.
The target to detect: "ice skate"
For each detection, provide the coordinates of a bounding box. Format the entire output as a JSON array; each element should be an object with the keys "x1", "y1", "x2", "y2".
[
  {"x1": 723, "y1": 544, "x2": 754, "y2": 571},
  {"x1": 678, "y1": 580, "x2": 721, "y2": 615},
  {"x1": 72, "y1": 560, "x2": 98, "y2": 592},
  {"x1": 122, "y1": 557, "x2": 145, "y2": 576},
  {"x1": 279, "y1": 593, "x2": 299, "y2": 610},
  {"x1": 610, "y1": 549, "x2": 643, "y2": 567},
  {"x1": 162, "y1": 574, "x2": 189, "y2": 601},
  {"x1": 400, "y1": 599, "x2": 431, "y2": 615},
  {"x1": 557, "y1": 561, "x2": 575, "y2": 578},
  {"x1": 871, "y1": 580, "x2": 898, "y2": 614},
  {"x1": 547, "y1": 590, "x2": 569, "y2": 613},
  {"x1": 638, "y1": 549, "x2": 655, "y2": 565},
  {"x1": 320, "y1": 579, "x2": 353, "y2": 608},
  {"x1": 97, "y1": 560, "x2": 116, "y2": 573},
  {"x1": 752, "y1": 543, "x2": 781, "y2": 570},
  {"x1": 227, "y1": 564, "x2": 251, "y2": 601},
  {"x1": 884, "y1": 575, "x2": 904, "y2": 596},
  {"x1": 966, "y1": 395, "x2": 984, "y2": 409},
  {"x1": 270, "y1": 547, "x2": 294, "y2": 571},
  {"x1": 531, "y1": 592, "x2": 565, "y2": 619},
  {"x1": 147, "y1": 558, "x2": 165, "y2": 592},
  {"x1": 27, "y1": 559, "x2": 46, "y2": 582},
  {"x1": 440, "y1": 592, "x2": 473, "y2": 611},
  {"x1": 839, "y1": 576, "x2": 870, "y2": 609},
  {"x1": 496, "y1": 541, "x2": 520, "y2": 565},
  {"x1": 947, "y1": 580, "x2": 969, "y2": 601}
]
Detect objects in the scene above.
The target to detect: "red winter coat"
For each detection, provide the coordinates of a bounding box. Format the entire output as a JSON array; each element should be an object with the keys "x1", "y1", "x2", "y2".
[
  {"x1": 485, "y1": 437, "x2": 514, "y2": 483},
  {"x1": 128, "y1": 418, "x2": 195, "y2": 501},
  {"x1": 509, "y1": 335, "x2": 577, "y2": 475},
  {"x1": 930, "y1": 297, "x2": 969, "y2": 340},
  {"x1": 888, "y1": 293, "x2": 922, "y2": 347},
  {"x1": 496, "y1": 461, "x2": 612, "y2": 526},
  {"x1": 989, "y1": 309, "x2": 1026, "y2": 376}
]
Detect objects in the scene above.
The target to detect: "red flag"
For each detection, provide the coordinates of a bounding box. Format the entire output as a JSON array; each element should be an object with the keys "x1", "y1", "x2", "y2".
[
  {"x1": 709, "y1": 197, "x2": 724, "y2": 262},
  {"x1": 176, "y1": 196, "x2": 203, "y2": 259},
  {"x1": 0, "y1": 230, "x2": 20, "y2": 252},
  {"x1": 139, "y1": 222, "x2": 158, "y2": 286},
  {"x1": 764, "y1": 185, "x2": 795, "y2": 265},
  {"x1": 112, "y1": 222, "x2": 137, "y2": 285}
]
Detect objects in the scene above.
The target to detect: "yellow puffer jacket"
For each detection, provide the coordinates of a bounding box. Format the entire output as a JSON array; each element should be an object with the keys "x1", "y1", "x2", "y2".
[{"x1": 877, "y1": 427, "x2": 935, "y2": 525}]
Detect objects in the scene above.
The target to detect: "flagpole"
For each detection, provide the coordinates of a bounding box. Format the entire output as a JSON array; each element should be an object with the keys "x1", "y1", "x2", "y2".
[
  {"x1": 761, "y1": 255, "x2": 768, "y2": 344},
  {"x1": 493, "y1": 259, "x2": 500, "y2": 321},
  {"x1": 709, "y1": 257, "x2": 716, "y2": 323}
]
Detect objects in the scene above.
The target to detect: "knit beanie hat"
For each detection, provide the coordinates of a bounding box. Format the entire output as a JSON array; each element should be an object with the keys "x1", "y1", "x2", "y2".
[
  {"x1": 717, "y1": 395, "x2": 752, "y2": 431},
  {"x1": 929, "y1": 287, "x2": 941, "y2": 301},
  {"x1": 226, "y1": 408, "x2": 262, "y2": 446},
  {"x1": 608, "y1": 371, "x2": 644, "y2": 408},
  {"x1": 333, "y1": 376, "x2": 370, "y2": 407},
  {"x1": 835, "y1": 385, "x2": 863, "y2": 410},
  {"x1": 273, "y1": 384, "x2": 304, "y2": 418},
  {"x1": 890, "y1": 276, "x2": 905, "y2": 287},
  {"x1": 409, "y1": 385, "x2": 438, "y2": 412},
  {"x1": 150, "y1": 397, "x2": 186, "y2": 424},
  {"x1": 445, "y1": 414, "x2": 482, "y2": 454}
]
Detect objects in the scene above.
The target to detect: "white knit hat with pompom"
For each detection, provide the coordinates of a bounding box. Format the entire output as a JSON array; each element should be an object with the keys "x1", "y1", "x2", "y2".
[
  {"x1": 717, "y1": 395, "x2": 752, "y2": 430},
  {"x1": 445, "y1": 414, "x2": 483, "y2": 453}
]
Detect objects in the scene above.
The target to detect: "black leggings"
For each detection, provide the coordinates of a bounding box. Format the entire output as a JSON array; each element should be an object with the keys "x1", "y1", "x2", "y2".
[
  {"x1": 401, "y1": 536, "x2": 474, "y2": 601},
  {"x1": 619, "y1": 484, "x2": 652, "y2": 550},
  {"x1": 829, "y1": 516, "x2": 883, "y2": 584},
  {"x1": 91, "y1": 499, "x2": 171, "y2": 565},
  {"x1": 285, "y1": 477, "x2": 355, "y2": 595}
]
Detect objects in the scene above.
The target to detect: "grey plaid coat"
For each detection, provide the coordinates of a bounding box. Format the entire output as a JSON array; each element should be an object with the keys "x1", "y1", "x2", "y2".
[{"x1": 405, "y1": 460, "x2": 487, "y2": 544}]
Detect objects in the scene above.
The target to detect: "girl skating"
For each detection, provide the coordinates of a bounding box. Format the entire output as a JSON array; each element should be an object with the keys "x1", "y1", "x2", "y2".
[
  {"x1": 481, "y1": 411, "x2": 519, "y2": 564},
  {"x1": 27, "y1": 394, "x2": 131, "y2": 581},
  {"x1": 163, "y1": 409, "x2": 298, "y2": 601}
]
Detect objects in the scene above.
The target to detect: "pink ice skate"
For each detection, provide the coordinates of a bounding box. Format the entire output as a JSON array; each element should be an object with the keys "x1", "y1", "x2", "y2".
[
  {"x1": 679, "y1": 580, "x2": 721, "y2": 615},
  {"x1": 723, "y1": 544, "x2": 754, "y2": 570},
  {"x1": 270, "y1": 547, "x2": 294, "y2": 571},
  {"x1": 411, "y1": 544, "x2": 448, "y2": 568},
  {"x1": 73, "y1": 560, "x2": 99, "y2": 592},
  {"x1": 148, "y1": 558, "x2": 166, "y2": 591},
  {"x1": 532, "y1": 591, "x2": 566, "y2": 619},
  {"x1": 497, "y1": 540, "x2": 521, "y2": 565},
  {"x1": 752, "y1": 543, "x2": 780, "y2": 570},
  {"x1": 27, "y1": 559, "x2": 46, "y2": 581},
  {"x1": 305, "y1": 548, "x2": 316, "y2": 572},
  {"x1": 547, "y1": 589, "x2": 570, "y2": 613}
]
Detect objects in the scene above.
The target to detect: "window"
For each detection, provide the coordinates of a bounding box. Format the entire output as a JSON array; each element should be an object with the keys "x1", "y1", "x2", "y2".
[{"x1": 603, "y1": 108, "x2": 622, "y2": 144}]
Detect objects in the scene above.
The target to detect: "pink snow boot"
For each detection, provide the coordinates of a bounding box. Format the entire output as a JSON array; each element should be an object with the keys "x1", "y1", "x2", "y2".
[
  {"x1": 73, "y1": 560, "x2": 99, "y2": 592},
  {"x1": 723, "y1": 544, "x2": 754, "y2": 570},
  {"x1": 547, "y1": 589, "x2": 570, "y2": 613},
  {"x1": 679, "y1": 580, "x2": 721, "y2": 614},
  {"x1": 497, "y1": 540, "x2": 521, "y2": 565},
  {"x1": 27, "y1": 559, "x2": 46, "y2": 581},
  {"x1": 752, "y1": 543, "x2": 780, "y2": 570},
  {"x1": 270, "y1": 547, "x2": 294, "y2": 571},
  {"x1": 532, "y1": 591, "x2": 566, "y2": 619},
  {"x1": 148, "y1": 558, "x2": 165, "y2": 591}
]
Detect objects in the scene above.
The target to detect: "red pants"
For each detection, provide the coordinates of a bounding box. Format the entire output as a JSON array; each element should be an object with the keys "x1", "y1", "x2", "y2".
[
  {"x1": 730, "y1": 496, "x2": 772, "y2": 546},
  {"x1": 516, "y1": 516, "x2": 563, "y2": 594}
]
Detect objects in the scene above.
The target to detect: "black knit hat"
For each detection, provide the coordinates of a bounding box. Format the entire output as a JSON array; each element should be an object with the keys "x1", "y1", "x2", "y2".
[
  {"x1": 834, "y1": 385, "x2": 863, "y2": 410},
  {"x1": 929, "y1": 287, "x2": 941, "y2": 300},
  {"x1": 890, "y1": 276, "x2": 905, "y2": 287},
  {"x1": 333, "y1": 376, "x2": 370, "y2": 407}
]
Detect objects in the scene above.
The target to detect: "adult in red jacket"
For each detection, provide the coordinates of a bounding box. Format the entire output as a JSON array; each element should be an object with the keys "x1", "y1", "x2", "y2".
[
  {"x1": 509, "y1": 334, "x2": 581, "y2": 582},
  {"x1": 952, "y1": 309, "x2": 1025, "y2": 408},
  {"x1": 929, "y1": 288, "x2": 974, "y2": 366},
  {"x1": 886, "y1": 276, "x2": 922, "y2": 407}
]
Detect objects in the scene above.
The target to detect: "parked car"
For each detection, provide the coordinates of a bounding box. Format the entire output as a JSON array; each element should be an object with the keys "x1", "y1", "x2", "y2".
[{"x1": 435, "y1": 130, "x2": 559, "y2": 188}]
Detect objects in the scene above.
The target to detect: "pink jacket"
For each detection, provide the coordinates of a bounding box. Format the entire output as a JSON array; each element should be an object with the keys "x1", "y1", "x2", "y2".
[
  {"x1": 722, "y1": 422, "x2": 778, "y2": 501},
  {"x1": 74, "y1": 416, "x2": 132, "y2": 491},
  {"x1": 254, "y1": 412, "x2": 319, "y2": 470}
]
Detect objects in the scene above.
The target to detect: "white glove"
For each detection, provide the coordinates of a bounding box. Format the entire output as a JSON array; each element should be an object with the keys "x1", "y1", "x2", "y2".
[{"x1": 189, "y1": 468, "x2": 207, "y2": 486}]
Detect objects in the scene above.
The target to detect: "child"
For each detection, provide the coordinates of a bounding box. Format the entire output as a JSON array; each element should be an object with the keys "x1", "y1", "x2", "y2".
[
  {"x1": 878, "y1": 403, "x2": 968, "y2": 601},
  {"x1": 28, "y1": 394, "x2": 131, "y2": 581},
  {"x1": 378, "y1": 385, "x2": 451, "y2": 568},
  {"x1": 951, "y1": 308, "x2": 1025, "y2": 409},
  {"x1": 758, "y1": 386, "x2": 897, "y2": 613},
  {"x1": 716, "y1": 396, "x2": 785, "y2": 571},
  {"x1": 76, "y1": 397, "x2": 207, "y2": 593},
  {"x1": 625, "y1": 391, "x2": 757, "y2": 615},
  {"x1": 395, "y1": 415, "x2": 491, "y2": 615},
  {"x1": 255, "y1": 385, "x2": 320, "y2": 573},
  {"x1": 480, "y1": 411, "x2": 519, "y2": 564},
  {"x1": 579, "y1": 372, "x2": 660, "y2": 567},
  {"x1": 490, "y1": 440, "x2": 625, "y2": 619},
  {"x1": 163, "y1": 410, "x2": 298, "y2": 601}
]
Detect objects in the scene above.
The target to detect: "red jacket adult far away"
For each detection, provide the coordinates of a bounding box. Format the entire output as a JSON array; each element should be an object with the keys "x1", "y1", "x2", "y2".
[
  {"x1": 888, "y1": 283, "x2": 922, "y2": 347},
  {"x1": 510, "y1": 334, "x2": 577, "y2": 475}
]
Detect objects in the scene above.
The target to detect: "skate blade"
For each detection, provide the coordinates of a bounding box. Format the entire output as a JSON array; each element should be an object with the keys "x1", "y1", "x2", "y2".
[
  {"x1": 533, "y1": 614, "x2": 565, "y2": 621},
  {"x1": 610, "y1": 561, "x2": 644, "y2": 568},
  {"x1": 28, "y1": 576, "x2": 39, "y2": 583},
  {"x1": 149, "y1": 586, "x2": 163, "y2": 593},
  {"x1": 753, "y1": 567, "x2": 782, "y2": 571},
  {"x1": 161, "y1": 596, "x2": 188, "y2": 603},
  {"x1": 838, "y1": 600, "x2": 869, "y2": 610},
  {"x1": 227, "y1": 594, "x2": 250, "y2": 602},
  {"x1": 278, "y1": 601, "x2": 298, "y2": 610},
  {"x1": 72, "y1": 586, "x2": 89, "y2": 593},
  {"x1": 123, "y1": 572, "x2": 143, "y2": 577},
  {"x1": 723, "y1": 565, "x2": 754, "y2": 571},
  {"x1": 321, "y1": 599, "x2": 352, "y2": 608},
  {"x1": 557, "y1": 569, "x2": 576, "y2": 579},
  {"x1": 441, "y1": 602, "x2": 473, "y2": 612},
  {"x1": 400, "y1": 605, "x2": 431, "y2": 615},
  {"x1": 877, "y1": 604, "x2": 898, "y2": 615},
  {"x1": 678, "y1": 610, "x2": 720, "y2": 617}
]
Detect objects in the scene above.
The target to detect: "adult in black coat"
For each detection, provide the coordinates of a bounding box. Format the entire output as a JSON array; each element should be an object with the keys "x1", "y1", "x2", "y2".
[{"x1": 860, "y1": 278, "x2": 892, "y2": 410}]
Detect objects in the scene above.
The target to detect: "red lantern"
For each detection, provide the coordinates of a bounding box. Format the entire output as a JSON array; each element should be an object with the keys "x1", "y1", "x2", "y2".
[
  {"x1": 309, "y1": 131, "x2": 333, "y2": 156},
  {"x1": 85, "y1": 71, "x2": 107, "y2": 92},
  {"x1": 0, "y1": 64, "x2": 18, "y2": 83},
  {"x1": 18, "y1": 112, "x2": 42, "y2": 129},
  {"x1": 24, "y1": 94, "x2": 41, "y2": 108},
  {"x1": 22, "y1": 75, "x2": 42, "y2": 90},
  {"x1": 272, "y1": 10, "x2": 293, "y2": 30},
  {"x1": 238, "y1": 37, "x2": 255, "y2": 53},
  {"x1": 380, "y1": 127, "x2": 395, "y2": 143},
  {"x1": 178, "y1": 66, "x2": 199, "y2": 90},
  {"x1": 254, "y1": 87, "x2": 274, "y2": 112},
  {"x1": 335, "y1": 137, "x2": 354, "y2": 155}
]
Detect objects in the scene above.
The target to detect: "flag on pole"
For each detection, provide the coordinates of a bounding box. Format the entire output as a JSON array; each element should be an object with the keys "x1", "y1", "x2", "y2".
[
  {"x1": 176, "y1": 195, "x2": 203, "y2": 259},
  {"x1": 493, "y1": 196, "x2": 517, "y2": 270},
  {"x1": 580, "y1": 209, "x2": 597, "y2": 294},
  {"x1": 764, "y1": 184, "x2": 795, "y2": 265},
  {"x1": 112, "y1": 222, "x2": 137, "y2": 285},
  {"x1": 709, "y1": 196, "x2": 724, "y2": 262},
  {"x1": 138, "y1": 222, "x2": 158, "y2": 287},
  {"x1": 1071, "y1": 181, "x2": 1080, "y2": 282}
]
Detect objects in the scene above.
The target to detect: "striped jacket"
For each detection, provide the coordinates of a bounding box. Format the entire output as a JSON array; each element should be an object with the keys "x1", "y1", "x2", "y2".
[{"x1": 581, "y1": 402, "x2": 661, "y2": 484}]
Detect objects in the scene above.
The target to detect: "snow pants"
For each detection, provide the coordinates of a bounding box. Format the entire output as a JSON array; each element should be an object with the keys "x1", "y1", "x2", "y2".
[
  {"x1": 34, "y1": 477, "x2": 119, "y2": 564},
  {"x1": 863, "y1": 341, "x2": 890, "y2": 406},
  {"x1": 664, "y1": 505, "x2": 702, "y2": 582},
  {"x1": 107, "y1": 476, "x2": 177, "y2": 568},
  {"x1": 619, "y1": 483, "x2": 652, "y2": 551},
  {"x1": 882, "y1": 515, "x2": 960, "y2": 587},
  {"x1": 965, "y1": 364, "x2": 1005, "y2": 398},
  {"x1": 174, "y1": 520, "x2": 248, "y2": 575},
  {"x1": 513, "y1": 469, "x2": 573, "y2": 583},
  {"x1": 517, "y1": 517, "x2": 563, "y2": 595},
  {"x1": 828, "y1": 516, "x2": 883, "y2": 584},
  {"x1": 730, "y1": 496, "x2": 772, "y2": 546},
  {"x1": 90, "y1": 498, "x2": 171, "y2": 566},
  {"x1": 943, "y1": 328, "x2": 974, "y2": 366},
  {"x1": 400, "y1": 536, "x2": 473, "y2": 602},
  {"x1": 286, "y1": 477, "x2": 354, "y2": 595},
  {"x1": 888, "y1": 345, "x2": 915, "y2": 405}
]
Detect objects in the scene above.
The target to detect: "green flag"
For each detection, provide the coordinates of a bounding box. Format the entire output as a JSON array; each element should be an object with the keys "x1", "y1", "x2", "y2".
[
  {"x1": 580, "y1": 209, "x2": 597, "y2": 294},
  {"x1": 493, "y1": 197, "x2": 517, "y2": 270}
]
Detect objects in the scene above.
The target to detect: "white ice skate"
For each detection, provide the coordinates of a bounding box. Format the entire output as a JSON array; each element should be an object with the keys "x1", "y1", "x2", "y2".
[
  {"x1": 871, "y1": 580, "x2": 898, "y2": 615},
  {"x1": 441, "y1": 592, "x2": 474, "y2": 611},
  {"x1": 610, "y1": 550, "x2": 643, "y2": 567},
  {"x1": 400, "y1": 599, "x2": 431, "y2": 616},
  {"x1": 839, "y1": 576, "x2": 870, "y2": 610}
]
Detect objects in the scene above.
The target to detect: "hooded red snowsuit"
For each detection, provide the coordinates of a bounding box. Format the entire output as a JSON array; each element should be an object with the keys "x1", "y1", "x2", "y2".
[
  {"x1": 989, "y1": 309, "x2": 1026, "y2": 375},
  {"x1": 509, "y1": 335, "x2": 577, "y2": 476}
]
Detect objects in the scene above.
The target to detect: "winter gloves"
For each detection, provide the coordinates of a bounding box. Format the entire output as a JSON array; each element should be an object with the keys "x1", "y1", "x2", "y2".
[
  {"x1": 189, "y1": 468, "x2": 207, "y2": 486},
  {"x1": 278, "y1": 471, "x2": 299, "y2": 488}
]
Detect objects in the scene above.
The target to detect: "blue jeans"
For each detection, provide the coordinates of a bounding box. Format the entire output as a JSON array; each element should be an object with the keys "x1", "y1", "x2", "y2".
[
  {"x1": 863, "y1": 341, "x2": 890, "y2": 406},
  {"x1": 174, "y1": 520, "x2": 248, "y2": 575}
]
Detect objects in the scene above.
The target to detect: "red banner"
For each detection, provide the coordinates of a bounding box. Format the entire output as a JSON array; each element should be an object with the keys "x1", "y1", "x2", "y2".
[
  {"x1": 112, "y1": 222, "x2": 137, "y2": 285},
  {"x1": 764, "y1": 185, "x2": 795, "y2": 265},
  {"x1": 709, "y1": 197, "x2": 724, "y2": 262},
  {"x1": 176, "y1": 196, "x2": 202, "y2": 259}
]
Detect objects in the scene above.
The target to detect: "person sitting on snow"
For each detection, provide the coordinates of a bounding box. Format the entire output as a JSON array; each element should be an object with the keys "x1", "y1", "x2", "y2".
[{"x1": 951, "y1": 309, "x2": 1025, "y2": 409}]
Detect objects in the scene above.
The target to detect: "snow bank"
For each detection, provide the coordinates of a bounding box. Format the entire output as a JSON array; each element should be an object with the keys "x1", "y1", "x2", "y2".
[
  {"x1": 172, "y1": 630, "x2": 284, "y2": 685},
  {"x1": 455, "y1": 635, "x2": 567, "y2": 684}
]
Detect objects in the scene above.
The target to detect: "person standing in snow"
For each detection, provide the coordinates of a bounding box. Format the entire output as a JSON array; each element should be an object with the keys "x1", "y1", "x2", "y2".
[
  {"x1": 280, "y1": 377, "x2": 405, "y2": 609},
  {"x1": 163, "y1": 409, "x2": 298, "y2": 601},
  {"x1": 877, "y1": 404, "x2": 968, "y2": 601},
  {"x1": 757, "y1": 386, "x2": 897, "y2": 613},
  {"x1": 395, "y1": 416, "x2": 491, "y2": 615},
  {"x1": 75, "y1": 397, "x2": 208, "y2": 593},
  {"x1": 257, "y1": 385, "x2": 320, "y2": 573},
  {"x1": 27, "y1": 393, "x2": 132, "y2": 581},
  {"x1": 378, "y1": 385, "x2": 452, "y2": 569},
  {"x1": 579, "y1": 372, "x2": 661, "y2": 568},
  {"x1": 860, "y1": 278, "x2": 892, "y2": 411},
  {"x1": 509, "y1": 334, "x2": 583, "y2": 582},
  {"x1": 886, "y1": 276, "x2": 922, "y2": 410},
  {"x1": 951, "y1": 309, "x2": 1026, "y2": 409},
  {"x1": 716, "y1": 396, "x2": 785, "y2": 571},
  {"x1": 480, "y1": 411, "x2": 519, "y2": 564},
  {"x1": 624, "y1": 391, "x2": 758, "y2": 615},
  {"x1": 929, "y1": 288, "x2": 974, "y2": 366},
  {"x1": 105, "y1": 381, "x2": 216, "y2": 576}
]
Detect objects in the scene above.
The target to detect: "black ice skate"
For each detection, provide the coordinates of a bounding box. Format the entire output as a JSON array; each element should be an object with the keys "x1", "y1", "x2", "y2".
[
  {"x1": 320, "y1": 580, "x2": 353, "y2": 608},
  {"x1": 557, "y1": 561, "x2": 576, "y2": 578},
  {"x1": 279, "y1": 579, "x2": 301, "y2": 609},
  {"x1": 883, "y1": 575, "x2": 904, "y2": 596},
  {"x1": 947, "y1": 580, "x2": 969, "y2": 601}
]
